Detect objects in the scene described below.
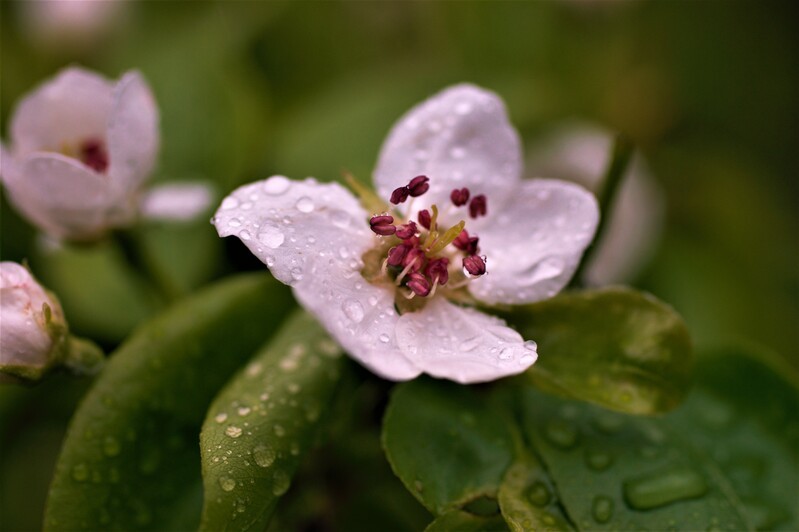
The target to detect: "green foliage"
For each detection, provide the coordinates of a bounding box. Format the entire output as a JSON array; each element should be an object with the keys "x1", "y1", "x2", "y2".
[
  {"x1": 382, "y1": 379, "x2": 514, "y2": 516},
  {"x1": 199, "y1": 312, "x2": 345, "y2": 531},
  {"x1": 509, "y1": 287, "x2": 693, "y2": 414},
  {"x1": 425, "y1": 509, "x2": 509, "y2": 531},
  {"x1": 44, "y1": 274, "x2": 292, "y2": 530}
]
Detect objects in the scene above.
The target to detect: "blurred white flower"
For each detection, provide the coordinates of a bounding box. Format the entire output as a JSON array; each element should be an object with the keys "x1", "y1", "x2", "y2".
[
  {"x1": 526, "y1": 123, "x2": 664, "y2": 285},
  {"x1": 140, "y1": 182, "x2": 215, "y2": 222},
  {"x1": 0, "y1": 261, "x2": 66, "y2": 379},
  {"x1": 214, "y1": 85, "x2": 599, "y2": 384},
  {"x1": 19, "y1": 0, "x2": 126, "y2": 51},
  {"x1": 1, "y1": 67, "x2": 159, "y2": 241}
]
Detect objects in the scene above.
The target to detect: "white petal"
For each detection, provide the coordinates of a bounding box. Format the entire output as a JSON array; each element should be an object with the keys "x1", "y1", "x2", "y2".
[
  {"x1": 9, "y1": 67, "x2": 113, "y2": 157},
  {"x1": 212, "y1": 176, "x2": 421, "y2": 381},
  {"x1": 526, "y1": 124, "x2": 663, "y2": 285},
  {"x1": 395, "y1": 298, "x2": 537, "y2": 384},
  {"x1": 373, "y1": 84, "x2": 522, "y2": 216},
  {"x1": 468, "y1": 179, "x2": 599, "y2": 305},
  {"x1": 7, "y1": 153, "x2": 117, "y2": 240},
  {"x1": 140, "y1": 182, "x2": 214, "y2": 222},
  {"x1": 107, "y1": 71, "x2": 159, "y2": 190}
]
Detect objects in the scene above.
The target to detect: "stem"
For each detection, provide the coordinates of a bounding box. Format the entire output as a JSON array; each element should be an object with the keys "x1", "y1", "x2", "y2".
[
  {"x1": 569, "y1": 135, "x2": 635, "y2": 288},
  {"x1": 112, "y1": 229, "x2": 181, "y2": 304}
]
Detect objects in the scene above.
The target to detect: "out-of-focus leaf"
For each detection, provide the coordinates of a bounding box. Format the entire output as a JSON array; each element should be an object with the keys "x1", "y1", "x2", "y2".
[
  {"x1": 32, "y1": 240, "x2": 161, "y2": 345},
  {"x1": 498, "y1": 452, "x2": 574, "y2": 531},
  {"x1": 199, "y1": 312, "x2": 344, "y2": 531},
  {"x1": 425, "y1": 509, "x2": 509, "y2": 532},
  {"x1": 382, "y1": 379, "x2": 514, "y2": 515},
  {"x1": 518, "y1": 387, "x2": 752, "y2": 531},
  {"x1": 666, "y1": 348, "x2": 799, "y2": 530},
  {"x1": 509, "y1": 287, "x2": 693, "y2": 414},
  {"x1": 44, "y1": 274, "x2": 293, "y2": 531}
]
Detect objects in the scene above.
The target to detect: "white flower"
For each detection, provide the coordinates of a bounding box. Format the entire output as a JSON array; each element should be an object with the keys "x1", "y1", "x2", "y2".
[
  {"x1": 213, "y1": 84, "x2": 599, "y2": 384},
  {"x1": 0, "y1": 67, "x2": 159, "y2": 241},
  {"x1": 0, "y1": 262, "x2": 66, "y2": 378},
  {"x1": 526, "y1": 123, "x2": 663, "y2": 285},
  {"x1": 19, "y1": 0, "x2": 126, "y2": 51}
]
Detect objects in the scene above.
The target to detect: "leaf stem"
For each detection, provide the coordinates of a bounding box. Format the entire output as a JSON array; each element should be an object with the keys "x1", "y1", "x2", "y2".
[{"x1": 569, "y1": 135, "x2": 635, "y2": 288}]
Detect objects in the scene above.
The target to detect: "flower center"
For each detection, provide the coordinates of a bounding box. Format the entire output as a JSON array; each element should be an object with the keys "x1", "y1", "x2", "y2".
[
  {"x1": 59, "y1": 137, "x2": 109, "y2": 173},
  {"x1": 360, "y1": 175, "x2": 489, "y2": 313}
]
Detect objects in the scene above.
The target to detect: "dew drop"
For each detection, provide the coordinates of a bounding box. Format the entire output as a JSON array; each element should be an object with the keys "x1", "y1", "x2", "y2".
[
  {"x1": 519, "y1": 354, "x2": 536, "y2": 366},
  {"x1": 498, "y1": 347, "x2": 514, "y2": 360},
  {"x1": 263, "y1": 176, "x2": 291, "y2": 195},
  {"x1": 342, "y1": 299, "x2": 365, "y2": 323},
  {"x1": 623, "y1": 467, "x2": 709, "y2": 510},
  {"x1": 225, "y1": 426, "x2": 243, "y2": 438},
  {"x1": 331, "y1": 210, "x2": 350, "y2": 228},
  {"x1": 237, "y1": 407, "x2": 251, "y2": 417},
  {"x1": 257, "y1": 224, "x2": 284, "y2": 249},
  {"x1": 290, "y1": 268, "x2": 303, "y2": 282},
  {"x1": 103, "y1": 436, "x2": 121, "y2": 457},
  {"x1": 527, "y1": 481, "x2": 551, "y2": 507},
  {"x1": 592, "y1": 495, "x2": 614, "y2": 523},
  {"x1": 585, "y1": 449, "x2": 614, "y2": 471},
  {"x1": 239, "y1": 230, "x2": 252, "y2": 241},
  {"x1": 219, "y1": 476, "x2": 237, "y2": 492},
  {"x1": 295, "y1": 196, "x2": 314, "y2": 213},
  {"x1": 71, "y1": 463, "x2": 89, "y2": 482},
  {"x1": 544, "y1": 419, "x2": 579, "y2": 449},
  {"x1": 228, "y1": 218, "x2": 242, "y2": 228},
  {"x1": 272, "y1": 471, "x2": 291, "y2": 496},
  {"x1": 379, "y1": 333, "x2": 390, "y2": 343},
  {"x1": 594, "y1": 413, "x2": 624, "y2": 434},
  {"x1": 450, "y1": 146, "x2": 466, "y2": 159},
  {"x1": 221, "y1": 197, "x2": 240, "y2": 210},
  {"x1": 252, "y1": 444, "x2": 276, "y2": 468},
  {"x1": 273, "y1": 424, "x2": 286, "y2": 437},
  {"x1": 459, "y1": 336, "x2": 480, "y2": 352},
  {"x1": 455, "y1": 101, "x2": 473, "y2": 115},
  {"x1": 523, "y1": 340, "x2": 538, "y2": 352}
]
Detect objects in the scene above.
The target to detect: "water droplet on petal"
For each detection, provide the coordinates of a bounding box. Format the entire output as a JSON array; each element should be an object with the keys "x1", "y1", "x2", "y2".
[
  {"x1": 295, "y1": 196, "x2": 314, "y2": 213},
  {"x1": 229, "y1": 218, "x2": 242, "y2": 228},
  {"x1": 263, "y1": 176, "x2": 291, "y2": 195},
  {"x1": 342, "y1": 299, "x2": 365, "y2": 323},
  {"x1": 239, "y1": 230, "x2": 251, "y2": 241},
  {"x1": 379, "y1": 333, "x2": 390, "y2": 343},
  {"x1": 221, "y1": 197, "x2": 240, "y2": 210},
  {"x1": 257, "y1": 224, "x2": 284, "y2": 249},
  {"x1": 455, "y1": 101, "x2": 473, "y2": 115},
  {"x1": 449, "y1": 146, "x2": 466, "y2": 159},
  {"x1": 290, "y1": 268, "x2": 303, "y2": 282}
]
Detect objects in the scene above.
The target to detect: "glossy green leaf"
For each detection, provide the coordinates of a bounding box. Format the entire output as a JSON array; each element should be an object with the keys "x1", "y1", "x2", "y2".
[
  {"x1": 509, "y1": 287, "x2": 693, "y2": 414},
  {"x1": 426, "y1": 509, "x2": 509, "y2": 532},
  {"x1": 498, "y1": 452, "x2": 574, "y2": 532},
  {"x1": 199, "y1": 311, "x2": 345, "y2": 531},
  {"x1": 382, "y1": 378, "x2": 514, "y2": 515},
  {"x1": 666, "y1": 348, "x2": 799, "y2": 530},
  {"x1": 44, "y1": 273, "x2": 293, "y2": 531},
  {"x1": 517, "y1": 387, "x2": 752, "y2": 531}
]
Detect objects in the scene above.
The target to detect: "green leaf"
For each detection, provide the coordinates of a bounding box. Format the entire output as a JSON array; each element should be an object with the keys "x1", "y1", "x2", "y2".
[
  {"x1": 508, "y1": 287, "x2": 693, "y2": 414},
  {"x1": 498, "y1": 452, "x2": 574, "y2": 532},
  {"x1": 382, "y1": 378, "x2": 514, "y2": 516},
  {"x1": 666, "y1": 348, "x2": 799, "y2": 530},
  {"x1": 199, "y1": 311, "x2": 345, "y2": 531},
  {"x1": 425, "y1": 510, "x2": 509, "y2": 532},
  {"x1": 44, "y1": 273, "x2": 293, "y2": 531},
  {"x1": 517, "y1": 387, "x2": 752, "y2": 531}
]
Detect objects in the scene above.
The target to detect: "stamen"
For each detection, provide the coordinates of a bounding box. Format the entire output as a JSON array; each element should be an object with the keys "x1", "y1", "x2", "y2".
[
  {"x1": 453, "y1": 230, "x2": 480, "y2": 255},
  {"x1": 463, "y1": 255, "x2": 487, "y2": 276},
  {"x1": 427, "y1": 220, "x2": 466, "y2": 255},
  {"x1": 395, "y1": 221, "x2": 418, "y2": 240},
  {"x1": 424, "y1": 257, "x2": 450, "y2": 286},
  {"x1": 387, "y1": 244, "x2": 408, "y2": 267},
  {"x1": 429, "y1": 204, "x2": 439, "y2": 231},
  {"x1": 418, "y1": 209, "x2": 432, "y2": 230},
  {"x1": 390, "y1": 186, "x2": 410, "y2": 205},
  {"x1": 450, "y1": 187, "x2": 470, "y2": 207},
  {"x1": 406, "y1": 272, "x2": 431, "y2": 297},
  {"x1": 80, "y1": 138, "x2": 109, "y2": 173},
  {"x1": 370, "y1": 215, "x2": 396, "y2": 236},
  {"x1": 407, "y1": 175, "x2": 430, "y2": 197},
  {"x1": 395, "y1": 248, "x2": 425, "y2": 285},
  {"x1": 468, "y1": 194, "x2": 487, "y2": 219}
]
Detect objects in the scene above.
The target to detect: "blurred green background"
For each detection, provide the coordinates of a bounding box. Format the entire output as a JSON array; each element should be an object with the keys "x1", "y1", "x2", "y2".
[{"x1": 1, "y1": 1, "x2": 796, "y2": 530}]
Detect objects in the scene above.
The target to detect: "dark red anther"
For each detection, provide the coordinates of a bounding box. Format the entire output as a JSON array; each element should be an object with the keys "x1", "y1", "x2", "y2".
[
  {"x1": 463, "y1": 255, "x2": 487, "y2": 276},
  {"x1": 370, "y1": 215, "x2": 396, "y2": 236},
  {"x1": 390, "y1": 186, "x2": 409, "y2": 205},
  {"x1": 418, "y1": 209, "x2": 431, "y2": 229},
  {"x1": 406, "y1": 272, "x2": 431, "y2": 297},
  {"x1": 450, "y1": 187, "x2": 470, "y2": 207},
  {"x1": 453, "y1": 230, "x2": 480, "y2": 256},
  {"x1": 395, "y1": 221, "x2": 418, "y2": 240},
  {"x1": 80, "y1": 138, "x2": 109, "y2": 173},
  {"x1": 469, "y1": 194, "x2": 487, "y2": 219},
  {"x1": 407, "y1": 175, "x2": 430, "y2": 197},
  {"x1": 387, "y1": 245, "x2": 409, "y2": 267},
  {"x1": 402, "y1": 247, "x2": 426, "y2": 273},
  {"x1": 425, "y1": 257, "x2": 450, "y2": 286}
]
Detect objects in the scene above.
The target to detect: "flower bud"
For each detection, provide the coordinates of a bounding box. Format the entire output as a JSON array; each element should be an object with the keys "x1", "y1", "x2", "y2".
[{"x1": 0, "y1": 262, "x2": 67, "y2": 380}]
